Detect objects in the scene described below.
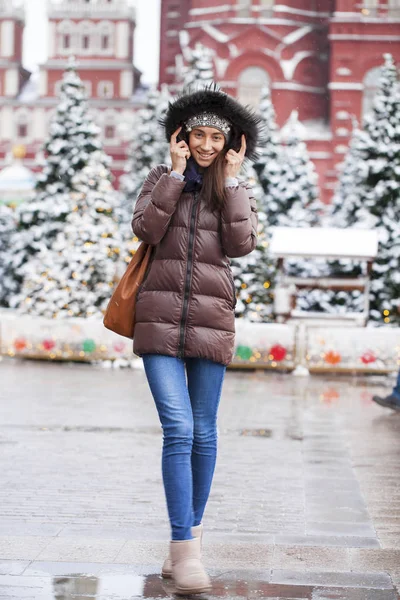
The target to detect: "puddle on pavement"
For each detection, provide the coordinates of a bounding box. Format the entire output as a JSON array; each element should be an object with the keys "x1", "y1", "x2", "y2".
[{"x1": 8, "y1": 572, "x2": 395, "y2": 600}]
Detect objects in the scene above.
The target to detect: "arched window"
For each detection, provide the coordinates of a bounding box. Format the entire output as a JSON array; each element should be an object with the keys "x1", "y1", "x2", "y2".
[
  {"x1": 79, "y1": 21, "x2": 93, "y2": 54},
  {"x1": 103, "y1": 111, "x2": 118, "y2": 143},
  {"x1": 57, "y1": 21, "x2": 75, "y2": 55},
  {"x1": 15, "y1": 110, "x2": 30, "y2": 140},
  {"x1": 97, "y1": 21, "x2": 114, "y2": 55},
  {"x1": 237, "y1": 67, "x2": 270, "y2": 108},
  {"x1": 97, "y1": 80, "x2": 114, "y2": 99},
  {"x1": 362, "y1": 66, "x2": 381, "y2": 119}
]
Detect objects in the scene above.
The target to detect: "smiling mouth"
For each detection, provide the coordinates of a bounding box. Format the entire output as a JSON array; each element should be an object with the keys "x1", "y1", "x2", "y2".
[{"x1": 197, "y1": 152, "x2": 214, "y2": 159}]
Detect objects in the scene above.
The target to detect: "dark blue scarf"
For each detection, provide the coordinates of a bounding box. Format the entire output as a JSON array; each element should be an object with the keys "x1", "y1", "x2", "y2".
[{"x1": 183, "y1": 157, "x2": 203, "y2": 193}]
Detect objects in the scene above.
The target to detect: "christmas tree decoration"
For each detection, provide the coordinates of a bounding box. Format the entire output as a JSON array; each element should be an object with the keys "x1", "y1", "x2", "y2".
[
  {"x1": 235, "y1": 345, "x2": 253, "y2": 361},
  {"x1": 324, "y1": 351, "x2": 342, "y2": 365},
  {"x1": 120, "y1": 85, "x2": 171, "y2": 244},
  {"x1": 1, "y1": 311, "x2": 398, "y2": 373},
  {"x1": 269, "y1": 344, "x2": 287, "y2": 362},
  {"x1": 182, "y1": 43, "x2": 215, "y2": 91},
  {"x1": 0, "y1": 204, "x2": 17, "y2": 307},
  {"x1": 360, "y1": 350, "x2": 377, "y2": 365},
  {"x1": 331, "y1": 54, "x2": 400, "y2": 325},
  {"x1": 82, "y1": 339, "x2": 96, "y2": 353},
  {"x1": 8, "y1": 60, "x2": 123, "y2": 319},
  {"x1": 231, "y1": 86, "x2": 282, "y2": 322},
  {"x1": 42, "y1": 339, "x2": 56, "y2": 351},
  {"x1": 14, "y1": 337, "x2": 27, "y2": 351}
]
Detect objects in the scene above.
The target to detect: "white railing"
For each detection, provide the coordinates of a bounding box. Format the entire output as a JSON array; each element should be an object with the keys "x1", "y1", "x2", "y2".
[{"x1": 47, "y1": 0, "x2": 136, "y2": 19}]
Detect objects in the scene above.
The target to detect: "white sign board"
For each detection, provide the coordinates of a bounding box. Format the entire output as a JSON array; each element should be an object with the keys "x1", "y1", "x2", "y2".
[{"x1": 269, "y1": 227, "x2": 378, "y2": 260}]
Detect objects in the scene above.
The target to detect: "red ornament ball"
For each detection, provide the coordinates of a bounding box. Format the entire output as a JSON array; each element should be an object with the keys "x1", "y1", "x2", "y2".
[
  {"x1": 14, "y1": 337, "x2": 27, "y2": 352},
  {"x1": 113, "y1": 341, "x2": 125, "y2": 353},
  {"x1": 360, "y1": 350, "x2": 376, "y2": 364},
  {"x1": 269, "y1": 344, "x2": 287, "y2": 362},
  {"x1": 43, "y1": 339, "x2": 56, "y2": 351}
]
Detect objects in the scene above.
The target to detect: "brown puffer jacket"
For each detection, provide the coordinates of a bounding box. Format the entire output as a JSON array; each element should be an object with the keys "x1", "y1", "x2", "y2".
[{"x1": 132, "y1": 164, "x2": 258, "y2": 366}]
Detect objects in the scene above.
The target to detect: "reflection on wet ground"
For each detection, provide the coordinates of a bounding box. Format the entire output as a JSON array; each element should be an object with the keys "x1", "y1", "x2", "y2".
[
  {"x1": 1, "y1": 362, "x2": 400, "y2": 598},
  {"x1": 2, "y1": 567, "x2": 399, "y2": 600}
]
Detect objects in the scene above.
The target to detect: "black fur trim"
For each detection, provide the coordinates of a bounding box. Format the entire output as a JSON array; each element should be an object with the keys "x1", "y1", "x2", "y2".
[{"x1": 160, "y1": 84, "x2": 263, "y2": 161}]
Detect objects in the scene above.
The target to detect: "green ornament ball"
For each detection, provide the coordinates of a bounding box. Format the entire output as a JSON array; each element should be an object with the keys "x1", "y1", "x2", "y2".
[
  {"x1": 83, "y1": 338, "x2": 96, "y2": 353},
  {"x1": 236, "y1": 345, "x2": 253, "y2": 361}
]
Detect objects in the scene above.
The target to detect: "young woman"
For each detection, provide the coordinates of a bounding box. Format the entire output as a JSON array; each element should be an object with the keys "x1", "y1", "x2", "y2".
[{"x1": 132, "y1": 87, "x2": 261, "y2": 595}]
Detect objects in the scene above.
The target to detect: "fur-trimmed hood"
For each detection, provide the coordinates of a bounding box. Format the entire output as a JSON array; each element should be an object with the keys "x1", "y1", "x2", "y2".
[{"x1": 160, "y1": 85, "x2": 262, "y2": 161}]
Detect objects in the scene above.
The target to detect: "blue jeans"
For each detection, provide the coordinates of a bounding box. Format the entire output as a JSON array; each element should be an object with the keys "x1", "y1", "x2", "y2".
[
  {"x1": 142, "y1": 354, "x2": 226, "y2": 541},
  {"x1": 393, "y1": 368, "x2": 400, "y2": 400}
]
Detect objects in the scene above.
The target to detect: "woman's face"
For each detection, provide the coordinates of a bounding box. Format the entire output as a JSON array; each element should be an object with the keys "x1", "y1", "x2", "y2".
[{"x1": 188, "y1": 126, "x2": 226, "y2": 167}]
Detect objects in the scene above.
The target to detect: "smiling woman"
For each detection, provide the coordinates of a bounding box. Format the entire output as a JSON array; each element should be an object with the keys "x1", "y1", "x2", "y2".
[{"x1": 129, "y1": 85, "x2": 262, "y2": 595}]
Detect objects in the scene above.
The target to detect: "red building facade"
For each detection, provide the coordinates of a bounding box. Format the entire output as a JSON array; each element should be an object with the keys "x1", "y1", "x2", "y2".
[
  {"x1": 159, "y1": 0, "x2": 400, "y2": 202},
  {"x1": 0, "y1": 0, "x2": 141, "y2": 187}
]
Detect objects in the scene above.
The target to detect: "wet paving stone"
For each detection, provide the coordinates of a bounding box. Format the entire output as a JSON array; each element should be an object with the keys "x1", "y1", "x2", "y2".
[
  {"x1": 0, "y1": 565, "x2": 399, "y2": 599},
  {"x1": 1, "y1": 361, "x2": 400, "y2": 597}
]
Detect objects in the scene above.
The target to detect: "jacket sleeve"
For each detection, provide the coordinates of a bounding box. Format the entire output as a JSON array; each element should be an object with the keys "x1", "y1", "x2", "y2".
[
  {"x1": 220, "y1": 182, "x2": 258, "y2": 258},
  {"x1": 132, "y1": 165, "x2": 186, "y2": 246}
]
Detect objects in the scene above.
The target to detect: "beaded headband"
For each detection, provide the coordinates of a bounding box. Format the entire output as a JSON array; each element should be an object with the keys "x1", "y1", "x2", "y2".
[{"x1": 185, "y1": 112, "x2": 231, "y2": 137}]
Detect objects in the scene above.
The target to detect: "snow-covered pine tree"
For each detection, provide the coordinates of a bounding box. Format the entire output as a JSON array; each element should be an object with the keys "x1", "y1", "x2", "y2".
[
  {"x1": 9, "y1": 60, "x2": 122, "y2": 318},
  {"x1": 16, "y1": 153, "x2": 122, "y2": 319},
  {"x1": 331, "y1": 53, "x2": 400, "y2": 325},
  {"x1": 182, "y1": 43, "x2": 215, "y2": 91},
  {"x1": 0, "y1": 204, "x2": 17, "y2": 307},
  {"x1": 8, "y1": 59, "x2": 111, "y2": 302},
  {"x1": 279, "y1": 110, "x2": 321, "y2": 228},
  {"x1": 231, "y1": 166, "x2": 275, "y2": 321},
  {"x1": 231, "y1": 86, "x2": 283, "y2": 321},
  {"x1": 119, "y1": 86, "x2": 171, "y2": 241}
]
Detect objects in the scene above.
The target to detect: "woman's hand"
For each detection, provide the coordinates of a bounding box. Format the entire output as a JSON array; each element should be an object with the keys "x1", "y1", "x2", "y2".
[
  {"x1": 170, "y1": 127, "x2": 190, "y2": 175},
  {"x1": 224, "y1": 135, "x2": 246, "y2": 178}
]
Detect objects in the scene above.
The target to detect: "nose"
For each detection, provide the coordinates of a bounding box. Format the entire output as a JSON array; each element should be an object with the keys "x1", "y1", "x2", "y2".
[{"x1": 200, "y1": 138, "x2": 212, "y2": 151}]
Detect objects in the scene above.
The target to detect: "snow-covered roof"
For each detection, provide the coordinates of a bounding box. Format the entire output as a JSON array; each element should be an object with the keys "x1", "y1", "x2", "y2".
[{"x1": 270, "y1": 227, "x2": 379, "y2": 260}]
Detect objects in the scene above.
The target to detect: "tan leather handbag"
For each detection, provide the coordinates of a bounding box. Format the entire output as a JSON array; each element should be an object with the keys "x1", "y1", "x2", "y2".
[{"x1": 103, "y1": 242, "x2": 153, "y2": 339}]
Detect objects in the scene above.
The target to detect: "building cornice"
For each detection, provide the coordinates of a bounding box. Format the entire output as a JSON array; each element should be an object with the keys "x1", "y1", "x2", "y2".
[
  {"x1": 328, "y1": 82, "x2": 363, "y2": 90},
  {"x1": 189, "y1": 4, "x2": 331, "y2": 19},
  {"x1": 329, "y1": 34, "x2": 400, "y2": 40},
  {"x1": 47, "y1": 0, "x2": 135, "y2": 22},
  {"x1": 41, "y1": 60, "x2": 136, "y2": 71},
  {"x1": 0, "y1": 98, "x2": 137, "y2": 109},
  {"x1": 185, "y1": 17, "x2": 324, "y2": 29},
  {"x1": 272, "y1": 82, "x2": 327, "y2": 94}
]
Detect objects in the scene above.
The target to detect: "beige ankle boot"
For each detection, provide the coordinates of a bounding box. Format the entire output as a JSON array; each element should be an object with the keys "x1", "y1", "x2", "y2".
[
  {"x1": 162, "y1": 524, "x2": 203, "y2": 579},
  {"x1": 170, "y1": 537, "x2": 211, "y2": 595}
]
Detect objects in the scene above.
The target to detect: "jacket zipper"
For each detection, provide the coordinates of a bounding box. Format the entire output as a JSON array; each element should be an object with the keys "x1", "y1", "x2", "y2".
[{"x1": 178, "y1": 192, "x2": 200, "y2": 357}]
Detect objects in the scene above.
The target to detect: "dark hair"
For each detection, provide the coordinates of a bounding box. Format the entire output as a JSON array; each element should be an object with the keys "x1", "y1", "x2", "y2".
[{"x1": 201, "y1": 150, "x2": 228, "y2": 213}]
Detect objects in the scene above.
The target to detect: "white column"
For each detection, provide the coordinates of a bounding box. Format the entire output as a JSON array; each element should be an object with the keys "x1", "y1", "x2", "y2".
[
  {"x1": 120, "y1": 70, "x2": 133, "y2": 98},
  {"x1": 116, "y1": 22, "x2": 129, "y2": 58},
  {"x1": 39, "y1": 71, "x2": 48, "y2": 97},
  {"x1": 48, "y1": 21, "x2": 56, "y2": 58},
  {"x1": 1, "y1": 21, "x2": 14, "y2": 58},
  {"x1": 33, "y1": 108, "x2": 46, "y2": 139},
  {"x1": 5, "y1": 69, "x2": 18, "y2": 96},
  {"x1": 0, "y1": 107, "x2": 13, "y2": 140}
]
